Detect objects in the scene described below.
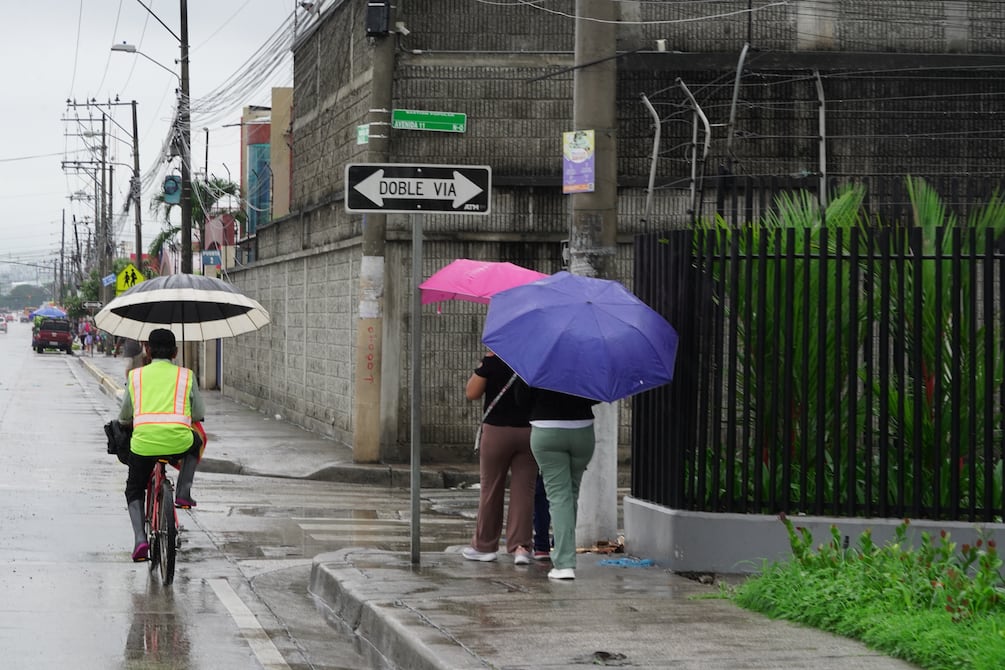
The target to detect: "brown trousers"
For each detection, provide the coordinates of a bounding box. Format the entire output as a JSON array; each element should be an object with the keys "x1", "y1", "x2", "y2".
[{"x1": 471, "y1": 424, "x2": 536, "y2": 554}]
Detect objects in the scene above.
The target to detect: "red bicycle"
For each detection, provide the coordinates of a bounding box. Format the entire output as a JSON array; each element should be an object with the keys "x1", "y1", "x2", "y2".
[{"x1": 145, "y1": 457, "x2": 179, "y2": 585}]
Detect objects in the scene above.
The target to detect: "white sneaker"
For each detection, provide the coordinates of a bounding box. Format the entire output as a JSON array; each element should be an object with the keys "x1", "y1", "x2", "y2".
[
  {"x1": 548, "y1": 568, "x2": 576, "y2": 580},
  {"x1": 513, "y1": 548, "x2": 531, "y2": 565},
  {"x1": 462, "y1": 546, "x2": 497, "y2": 562}
]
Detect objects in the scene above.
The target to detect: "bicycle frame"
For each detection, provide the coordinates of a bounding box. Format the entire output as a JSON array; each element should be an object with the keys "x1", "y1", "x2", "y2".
[{"x1": 145, "y1": 459, "x2": 179, "y2": 585}]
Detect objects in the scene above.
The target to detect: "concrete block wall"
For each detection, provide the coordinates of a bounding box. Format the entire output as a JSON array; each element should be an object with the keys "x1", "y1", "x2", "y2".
[
  {"x1": 223, "y1": 0, "x2": 1005, "y2": 464},
  {"x1": 224, "y1": 243, "x2": 357, "y2": 447},
  {"x1": 291, "y1": 0, "x2": 372, "y2": 233}
]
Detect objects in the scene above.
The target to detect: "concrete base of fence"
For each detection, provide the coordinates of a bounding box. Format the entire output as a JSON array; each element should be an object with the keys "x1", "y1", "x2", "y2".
[{"x1": 623, "y1": 495, "x2": 1005, "y2": 575}]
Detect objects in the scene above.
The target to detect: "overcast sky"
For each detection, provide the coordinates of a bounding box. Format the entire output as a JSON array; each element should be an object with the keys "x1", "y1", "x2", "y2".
[{"x1": 0, "y1": 0, "x2": 302, "y2": 273}]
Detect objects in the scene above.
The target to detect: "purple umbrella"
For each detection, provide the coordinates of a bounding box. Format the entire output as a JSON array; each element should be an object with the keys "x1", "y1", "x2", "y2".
[
  {"x1": 31, "y1": 305, "x2": 67, "y2": 319},
  {"x1": 481, "y1": 272, "x2": 678, "y2": 402}
]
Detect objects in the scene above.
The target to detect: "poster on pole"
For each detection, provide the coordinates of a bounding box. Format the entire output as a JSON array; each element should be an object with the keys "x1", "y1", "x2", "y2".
[{"x1": 562, "y1": 129, "x2": 595, "y2": 194}]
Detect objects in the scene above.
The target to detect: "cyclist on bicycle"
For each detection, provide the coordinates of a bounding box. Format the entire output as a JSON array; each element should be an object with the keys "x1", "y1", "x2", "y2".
[{"x1": 119, "y1": 328, "x2": 205, "y2": 562}]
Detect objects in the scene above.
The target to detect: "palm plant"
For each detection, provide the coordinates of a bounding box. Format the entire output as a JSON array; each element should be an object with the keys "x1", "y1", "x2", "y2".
[
  {"x1": 874, "y1": 177, "x2": 1005, "y2": 515},
  {"x1": 149, "y1": 177, "x2": 245, "y2": 261},
  {"x1": 696, "y1": 178, "x2": 1005, "y2": 519},
  {"x1": 699, "y1": 185, "x2": 869, "y2": 512}
]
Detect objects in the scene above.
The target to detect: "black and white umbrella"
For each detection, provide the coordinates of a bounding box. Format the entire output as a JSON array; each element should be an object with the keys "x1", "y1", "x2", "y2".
[{"x1": 95, "y1": 274, "x2": 270, "y2": 342}]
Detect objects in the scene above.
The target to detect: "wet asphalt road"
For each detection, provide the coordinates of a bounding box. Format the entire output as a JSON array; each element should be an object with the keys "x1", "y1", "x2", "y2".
[{"x1": 0, "y1": 321, "x2": 478, "y2": 669}]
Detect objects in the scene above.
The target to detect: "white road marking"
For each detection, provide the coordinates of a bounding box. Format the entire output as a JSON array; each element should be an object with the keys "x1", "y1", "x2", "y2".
[{"x1": 209, "y1": 578, "x2": 291, "y2": 670}]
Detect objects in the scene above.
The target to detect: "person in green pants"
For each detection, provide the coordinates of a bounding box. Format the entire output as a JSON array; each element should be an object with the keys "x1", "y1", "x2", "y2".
[{"x1": 523, "y1": 387, "x2": 599, "y2": 580}]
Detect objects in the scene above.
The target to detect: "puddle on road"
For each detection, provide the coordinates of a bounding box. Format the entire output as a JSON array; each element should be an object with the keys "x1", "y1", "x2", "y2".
[{"x1": 229, "y1": 506, "x2": 381, "y2": 519}]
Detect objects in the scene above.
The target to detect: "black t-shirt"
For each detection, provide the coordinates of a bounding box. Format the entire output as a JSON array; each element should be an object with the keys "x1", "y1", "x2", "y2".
[
  {"x1": 474, "y1": 355, "x2": 530, "y2": 427},
  {"x1": 526, "y1": 388, "x2": 599, "y2": 422}
]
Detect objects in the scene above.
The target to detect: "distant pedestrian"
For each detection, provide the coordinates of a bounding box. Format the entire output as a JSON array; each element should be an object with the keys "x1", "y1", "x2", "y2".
[
  {"x1": 122, "y1": 338, "x2": 145, "y2": 381},
  {"x1": 462, "y1": 350, "x2": 536, "y2": 566},
  {"x1": 523, "y1": 387, "x2": 600, "y2": 580}
]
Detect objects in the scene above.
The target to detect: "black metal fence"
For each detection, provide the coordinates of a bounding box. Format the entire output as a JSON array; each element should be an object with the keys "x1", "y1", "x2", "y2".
[{"x1": 633, "y1": 225, "x2": 1005, "y2": 522}]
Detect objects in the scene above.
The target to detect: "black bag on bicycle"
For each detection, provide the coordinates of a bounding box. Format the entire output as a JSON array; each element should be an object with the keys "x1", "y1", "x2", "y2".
[{"x1": 103, "y1": 420, "x2": 132, "y2": 465}]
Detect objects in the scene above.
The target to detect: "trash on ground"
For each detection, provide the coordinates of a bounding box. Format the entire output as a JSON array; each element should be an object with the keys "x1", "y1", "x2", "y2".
[
  {"x1": 597, "y1": 557, "x2": 655, "y2": 568},
  {"x1": 577, "y1": 537, "x2": 624, "y2": 554}
]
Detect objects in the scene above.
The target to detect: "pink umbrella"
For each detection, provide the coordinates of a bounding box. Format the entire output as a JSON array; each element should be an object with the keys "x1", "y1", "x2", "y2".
[{"x1": 419, "y1": 259, "x2": 548, "y2": 306}]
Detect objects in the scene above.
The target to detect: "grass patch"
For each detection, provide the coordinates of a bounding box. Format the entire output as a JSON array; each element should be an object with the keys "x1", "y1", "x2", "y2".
[{"x1": 731, "y1": 516, "x2": 1005, "y2": 669}]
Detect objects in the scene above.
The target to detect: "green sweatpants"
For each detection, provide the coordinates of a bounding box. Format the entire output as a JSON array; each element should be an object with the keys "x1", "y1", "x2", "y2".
[{"x1": 530, "y1": 425, "x2": 596, "y2": 570}]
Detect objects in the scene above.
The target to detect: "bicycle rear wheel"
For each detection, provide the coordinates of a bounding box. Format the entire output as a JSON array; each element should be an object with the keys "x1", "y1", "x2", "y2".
[
  {"x1": 146, "y1": 479, "x2": 159, "y2": 573},
  {"x1": 157, "y1": 479, "x2": 177, "y2": 585}
]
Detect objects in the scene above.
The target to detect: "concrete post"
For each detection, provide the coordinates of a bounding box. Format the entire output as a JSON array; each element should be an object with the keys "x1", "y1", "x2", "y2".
[
  {"x1": 570, "y1": 0, "x2": 619, "y2": 545},
  {"x1": 352, "y1": 30, "x2": 395, "y2": 463}
]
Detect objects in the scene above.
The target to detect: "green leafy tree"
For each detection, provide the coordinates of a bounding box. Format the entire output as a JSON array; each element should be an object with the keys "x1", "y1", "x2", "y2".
[
  {"x1": 64, "y1": 258, "x2": 148, "y2": 319},
  {"x1": 148, "y1": 226, "x2": 180, "y2": 266},
  {"x1": 149, "y1": 177, "x2": 245, "y2": 260},
  {"x1": 6, "y1": 284, "x2": 49, "y2": 310}
]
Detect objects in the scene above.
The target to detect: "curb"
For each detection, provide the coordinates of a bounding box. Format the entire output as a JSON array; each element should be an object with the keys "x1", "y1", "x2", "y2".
[
  {"x1": 79, "y1": 358, "x2": 480, "y2": 489},
  {"x1": 309, "y1": 550, "x2": 465, "y2": 670},
  {"x1": 80, "y1": 357, "x2": 125, "y2": 403}
]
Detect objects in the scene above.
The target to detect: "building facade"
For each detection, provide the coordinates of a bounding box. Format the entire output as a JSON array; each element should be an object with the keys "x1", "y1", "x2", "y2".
[{"x1": 220, "y1": 0, "x2": 1005, "y2": 475}]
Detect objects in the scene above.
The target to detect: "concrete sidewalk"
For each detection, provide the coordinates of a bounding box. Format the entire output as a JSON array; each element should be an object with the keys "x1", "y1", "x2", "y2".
[
  {"x1": 80, "y1": 352, "x2": 477, "y2": 488},
  {"x1": 79, "y1": 352, "x2": 917, "y2": 670}
]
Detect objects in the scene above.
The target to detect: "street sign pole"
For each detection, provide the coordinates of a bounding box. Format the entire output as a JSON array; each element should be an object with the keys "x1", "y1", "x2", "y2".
[
  {"x1": 410, "y1": 214, "x2": 422, "y2": 565},
  {"x1": 346, "y1": 164, "x2": 490, "y2": 565}
]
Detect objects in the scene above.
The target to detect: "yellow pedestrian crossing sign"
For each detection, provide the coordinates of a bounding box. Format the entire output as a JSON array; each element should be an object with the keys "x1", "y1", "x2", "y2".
[{"x1": 116, "y1": 264, "x2": 145, "y2": 295}]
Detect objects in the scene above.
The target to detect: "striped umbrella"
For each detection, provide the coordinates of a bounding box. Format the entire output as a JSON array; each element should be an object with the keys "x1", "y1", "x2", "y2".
[{"x1": 94, "y1": 273, "x2": 270, "y2": 342}]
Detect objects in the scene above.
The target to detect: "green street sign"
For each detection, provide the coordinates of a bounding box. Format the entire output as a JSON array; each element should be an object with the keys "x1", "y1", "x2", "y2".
[
  {"x1": 356, "y1": 124, "x2": 369, "y2": 145},
  {"x1": 391, "y1": 109, "x2": 466, "y2": 133}
]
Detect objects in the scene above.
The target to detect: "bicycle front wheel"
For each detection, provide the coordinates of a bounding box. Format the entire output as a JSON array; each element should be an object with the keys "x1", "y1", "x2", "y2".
[{"x1": 157, "y1": 479, "x2": 177, "y2": 585}]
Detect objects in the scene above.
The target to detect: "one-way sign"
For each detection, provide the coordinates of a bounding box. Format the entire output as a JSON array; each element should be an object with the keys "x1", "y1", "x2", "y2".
[{"x1": 345, "y1": 163, "x2": 491, "y2": 215}]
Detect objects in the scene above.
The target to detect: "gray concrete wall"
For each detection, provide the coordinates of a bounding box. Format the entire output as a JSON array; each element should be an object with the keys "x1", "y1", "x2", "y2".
[
  {"x1": 223, "y1": 242, "x2": 357, "y2": 448},
  {"x1": 624, "y1": 495, "x2": 1005, "y2": 575},
  {"x1": 221, "y1": 0, "x2": 1005, "y2": 467}
]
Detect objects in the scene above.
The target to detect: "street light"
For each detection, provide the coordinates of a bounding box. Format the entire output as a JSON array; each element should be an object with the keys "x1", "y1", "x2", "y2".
[
  {"x1": 110, "y1": 0, "x2": 191, "y2": 274},
  {"x1": 111, "y1": 43, "x2": 178, "y2": 79}
]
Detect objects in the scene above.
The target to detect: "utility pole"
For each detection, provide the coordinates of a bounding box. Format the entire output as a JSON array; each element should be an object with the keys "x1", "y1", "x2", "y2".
[
  {"x1": 179, "y1": 0, "x2": 193, "y2": 274},
  {"x1": 62, "y1": 158, "x2": 105, "y2": 284},
  {"x1": 71, "y1": 215, "x2": 83, "y2": 285},
  {"x1": 68, "y1": 100, "x2": 144, "y2": 273},
  {"x1": 60, "y1": 210, "x2": 66, "y2": 301},
  {"x1": 117, "y1": 1, "x2": 190, "y2": 272},
  {"x1": 100, "y1": 113, "x2": 111, "y2": 305},
  {"x1": 571, "y1": 0, "x2": 619, "y2": 546},
  {"x1": 353, "y1": 20, "x2": 395, "y2": 463},
  {"x1": 131, "y1": 100, "x2": 143, "y2": 271}
]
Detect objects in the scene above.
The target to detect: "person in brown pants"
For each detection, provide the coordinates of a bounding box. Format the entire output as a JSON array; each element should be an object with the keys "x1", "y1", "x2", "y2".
[{"x1": 462, "y1": 351, "x2": 537, "y2": 565}]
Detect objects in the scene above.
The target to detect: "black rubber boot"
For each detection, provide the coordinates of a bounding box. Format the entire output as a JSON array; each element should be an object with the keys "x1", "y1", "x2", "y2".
[
  {"x1": 175, "y1": 456, "x2": 197, "y2": 508},
  {"x1": 128, "y1": 500, "x2": 148, "y2": 561}
]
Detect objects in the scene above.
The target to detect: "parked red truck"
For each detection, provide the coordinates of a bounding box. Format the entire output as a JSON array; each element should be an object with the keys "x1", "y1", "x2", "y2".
[{"x1": 32, "y1": 318, "x2": 74, "y2": 354}]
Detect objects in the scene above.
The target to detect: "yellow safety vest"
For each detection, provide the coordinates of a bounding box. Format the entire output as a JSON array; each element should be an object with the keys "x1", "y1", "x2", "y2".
[{"x1": 128, "y1": 360, "x2": 195, "y2": 456}]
